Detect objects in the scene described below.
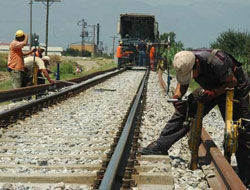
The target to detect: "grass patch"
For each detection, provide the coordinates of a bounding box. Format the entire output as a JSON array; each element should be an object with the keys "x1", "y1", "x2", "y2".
[
  {"x1": 50, "y1": 58, "x2": 116, "y2": 81},
  {"x1": 0, "y1": 80, "x2": 12, "y2": 91},
  {"x1": 0, "y1": 53, "x2": 8, "y2": 71}
]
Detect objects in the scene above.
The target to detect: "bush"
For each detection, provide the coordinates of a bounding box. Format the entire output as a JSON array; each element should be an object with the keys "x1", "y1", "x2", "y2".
[
  {"x1": 53, "y1": 60, "x2": 75, "y2": 75},
  {"x1": 49, "y1": 55, "x2": 61, "y2": 66},
  {"x1": 62, "y1": 48, "x2": 91, "y2": 57}
]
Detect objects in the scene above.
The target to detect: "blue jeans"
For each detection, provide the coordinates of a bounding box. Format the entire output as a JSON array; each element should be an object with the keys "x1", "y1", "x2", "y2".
[{"x1": 139, "y1": 51, "x2": 146, "y2": 66}]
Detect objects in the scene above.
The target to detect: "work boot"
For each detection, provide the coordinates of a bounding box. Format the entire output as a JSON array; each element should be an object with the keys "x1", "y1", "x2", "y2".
[{"x1": 139, "y1": 142, "x2": 168, "y2": 155}]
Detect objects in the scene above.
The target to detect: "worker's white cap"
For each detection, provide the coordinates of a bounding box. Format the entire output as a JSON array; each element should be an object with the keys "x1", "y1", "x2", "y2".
[
  {"x1": 42, "y1": 56, "x2": 50, "y2": 62},
  {"x1": 39, "y1": 43, "x2": 46, "y2": 50},
  {"x1": 173, "y1": 51, "x2": 195, "y2": 85}
]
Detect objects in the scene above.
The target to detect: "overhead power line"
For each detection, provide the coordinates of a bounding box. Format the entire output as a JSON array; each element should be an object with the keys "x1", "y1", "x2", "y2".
[{"x1": 34, "y1": 0, "x2": 61, "y2": 55}]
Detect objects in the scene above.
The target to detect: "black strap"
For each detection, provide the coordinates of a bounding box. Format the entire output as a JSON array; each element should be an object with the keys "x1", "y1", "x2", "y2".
[{"x1": 7, "y1": 67, "x2": 12, "y2": 72}]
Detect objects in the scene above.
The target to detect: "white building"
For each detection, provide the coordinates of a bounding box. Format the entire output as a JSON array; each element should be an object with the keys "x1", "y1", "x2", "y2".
[{"x1": 0, "y1": 43, "x2": 63, "y2": 56}]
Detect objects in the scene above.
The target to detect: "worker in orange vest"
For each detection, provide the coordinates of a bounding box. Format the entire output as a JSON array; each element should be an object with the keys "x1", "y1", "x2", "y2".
[
  {"x1": 7, "y1": 30, "x2": 36, "y2": 89},
  {"x1": 116, "y1": 41, "x2": 123, "y2": 69},
  {"x1": 149, "y1": 44, "x2": 156, "y2": 71},
  {"x1": 35, "y1": 44, "x2": 45, "y2": 58}
]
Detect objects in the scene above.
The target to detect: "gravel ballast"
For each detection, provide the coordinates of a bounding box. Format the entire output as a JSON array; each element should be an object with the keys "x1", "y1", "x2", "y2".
[{"x1": 0, "y1": 70, "x2": 145, "y2": 189}]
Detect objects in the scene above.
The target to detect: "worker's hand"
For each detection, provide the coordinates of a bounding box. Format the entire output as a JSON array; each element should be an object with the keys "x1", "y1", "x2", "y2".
[
  {"x1": 49, "y1": 79, "x2": 55, "y2": 84},
  {"x1": 198, "y1": 89, "x2": 216, "y2": 102},
  {"x1": 172, "y1": 95, "x2": 183, "y2": 112},
  {"x1": 32, "y1": 48, "x2": 37, "y2": 53}
]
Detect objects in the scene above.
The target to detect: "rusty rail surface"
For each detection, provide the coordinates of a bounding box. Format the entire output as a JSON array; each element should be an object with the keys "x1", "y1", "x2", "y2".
[
  {"x1": 0, "y1": 68, "x2": 117, "y2": 103},
  {"x1": 199, "y1": 128, "x2": 246, "y2": 190},
  {"x1": 98, "y1": 69, "x2": 149, "y2": 190}
]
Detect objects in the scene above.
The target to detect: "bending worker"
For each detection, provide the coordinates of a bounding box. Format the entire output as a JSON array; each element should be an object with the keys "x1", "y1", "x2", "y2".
[
  {"x1": 140, "y1": 49, "x2": 250, "y2": 187},
  {"x1": 7, "y1": 30, "x2": 36, "y2": 89},
  {"x1": 35, "y1": 44, "x2": 45, "y2": 58},
  {"x1": 24, "y1": 56, "x2": 55, "y2": 86}
]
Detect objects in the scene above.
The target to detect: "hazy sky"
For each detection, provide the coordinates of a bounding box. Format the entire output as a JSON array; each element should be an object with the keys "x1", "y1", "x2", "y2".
[{"x1": 0, "y1": 0, "x2": 250, "y2": 52}]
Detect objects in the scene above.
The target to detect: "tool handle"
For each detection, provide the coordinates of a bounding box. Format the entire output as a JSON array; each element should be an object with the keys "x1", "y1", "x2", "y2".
[
  {"x1": 167, "y1": 98, "x2": 188, "y2": 103},
  {"x1": 167, "y1": 98, "x2": 179, "y2": 103}
]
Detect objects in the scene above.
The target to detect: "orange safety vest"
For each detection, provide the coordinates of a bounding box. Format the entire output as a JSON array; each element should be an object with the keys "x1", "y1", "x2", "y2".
[
  {"x1": 116, "y1": 45, "x2": 123, "y2": 58},
  {"x1": 149, "y1": 46, "x2": 155, "y2": 60},
  {"x1": 8, "y1": 40, "x2": 25, "y2": 71}
]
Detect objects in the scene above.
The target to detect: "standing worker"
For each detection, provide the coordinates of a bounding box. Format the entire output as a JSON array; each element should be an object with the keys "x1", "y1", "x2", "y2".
[
  {"x1": 7, "y1": 30, "x2": 36, "y2": 89},
  {"x1": 24, "y1": 56, "x2": 55, "y2": 86},
  {"x1": 136, "y1": 38, "x2": 147, "y2": 66},
  {"x1": 149, "y1": 44, "x2": 156, "y2": 71},
  {"x1": 116, "y1": 41, "x2": 123, "y2": 69},
  {"x1": 140, "y1": 49, "x2": 250, "y2": 187}
]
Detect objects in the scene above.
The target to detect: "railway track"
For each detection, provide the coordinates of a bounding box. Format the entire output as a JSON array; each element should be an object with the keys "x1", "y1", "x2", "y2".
[
  {"x1": 0, "y1": 68, "x2": 117, "y2": 103},
  {"x1": 0, "y1": 67, "x2": 247, "y2": 190},
  {"x1": 0, "y1": 69, "x2": 147, "y2": 189}
]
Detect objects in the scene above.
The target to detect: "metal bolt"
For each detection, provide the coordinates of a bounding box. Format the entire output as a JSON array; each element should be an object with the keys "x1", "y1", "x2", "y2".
[
  {"x1": 0, "y1": 120, "x2": 7, "y2": 128},
  {"x1": 116, "y1": 131, "x2": 122, "y2": 136},
  {"x1": 93, "y1": 179, "x2": 101, "y2": 189},
  {"x1": 25, "y1": 110, "x2": 31, "y2": 117},
  {"x1": 122, "y1": 179, "x2": 132, "y2": 189},
  {"x1": 102, "y1": 160, "x2": 109, "y2": 168},
  {"x1": 113, "y1": 137, "x2": 119, "y2": 143},
  {"x1": 110, "y1": 143, "x2": 117, "y2": 151},
  {"x1": 106, "y1": 152, "x2": 112, "y2": 159},
  {"x1": 18, "y1": 112, "x2": 24, "y2": 120},
  {"x1": 9, "y1": 116, "x2": 16, "y2": 123}
]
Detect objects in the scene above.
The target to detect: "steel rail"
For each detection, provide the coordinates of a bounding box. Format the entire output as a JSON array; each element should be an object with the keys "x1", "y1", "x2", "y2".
[
  {"x1": 199, "y1": 128, "x2": 247, "y2": 190},
  {"x1": 0, "y1": 69, "x2": 123, "y2": 127},
  {"x1": 0, "y1": 68, "x2": 117, "y2": 103},
  {"x1": 99, "y1": 69, "x2": 149, "y2": 190}
]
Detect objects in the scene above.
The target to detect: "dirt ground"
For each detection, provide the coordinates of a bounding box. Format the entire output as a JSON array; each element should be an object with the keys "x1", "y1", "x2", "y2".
[
  {"x1": 62, "y1": 56, "x2": 111, "y2": 72},
  {"x1": 76, "y1": 60, "x2": 100, "y2": 71}
]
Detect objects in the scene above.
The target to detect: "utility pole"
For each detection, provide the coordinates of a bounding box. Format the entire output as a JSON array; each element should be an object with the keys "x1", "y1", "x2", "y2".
[
  {"x1": 110, "y1": 36, "x2": 118, "y2": 58},
  {"x1": 29, "y1": 0, "x2": 33, "y2": 50},
  {"x1": 77, "y1": 19, "x2": 87, "y2": 57},
  {"x1": 97, "y1": 23, "x2": 100, "y2": 50},
  {"x1": 34, "y1": 0, "x2": 61, "y2": 55}
]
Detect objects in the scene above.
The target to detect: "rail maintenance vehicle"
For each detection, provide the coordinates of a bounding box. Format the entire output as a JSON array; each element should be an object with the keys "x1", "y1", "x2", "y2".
[{"x1": 117, "y1": 13, "x2": 159, "y2": 67}]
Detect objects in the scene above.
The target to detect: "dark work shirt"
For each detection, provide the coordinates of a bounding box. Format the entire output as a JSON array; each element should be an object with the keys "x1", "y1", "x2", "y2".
[
  {"x1": 137, "y1": 41, "x2": 147, "y2": 52},
  {"x1": 192, "y1": 49, "x2": 234, "y2": 90}
]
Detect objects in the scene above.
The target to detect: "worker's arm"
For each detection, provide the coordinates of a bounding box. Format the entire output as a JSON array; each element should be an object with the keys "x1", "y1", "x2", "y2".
[
  {"x1": 136, "y1": 45, "x2": 139, "y2": 52},
  {"x1": 173, "y1": 83, "x2": 189, "y2": 98},
  {"x1": 23, "y1": 33, "x2": 37, "y2": 56},
  {"x1": 23, "y1": 48, "x2": 36, "y2": 56},
  {"x1": 13, "y1": 34, "x2": 29, "y2": 49},
  {"x1": 41, "y1": 69, "x2": 55, "y2": 84},
  {"x1": 23, "y1": 33, "x2": 28, "y2": 45}
]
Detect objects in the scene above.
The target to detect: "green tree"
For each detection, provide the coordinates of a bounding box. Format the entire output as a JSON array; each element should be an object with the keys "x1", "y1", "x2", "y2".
[
  {"x1": 210, "y1": 29, "x2": 250, "y2": 75},
  {"x1": 159, "y1": 32, "x2": 184, "y2": 64},
  {"x1": 210, "y1": 29, "x2": 250, "y2": 62}
]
